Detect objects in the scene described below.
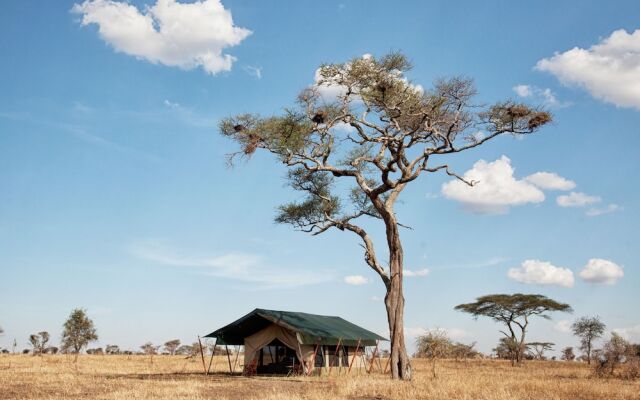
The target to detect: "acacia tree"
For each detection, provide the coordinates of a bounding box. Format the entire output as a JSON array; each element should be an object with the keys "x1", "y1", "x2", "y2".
[
  {"x1": 455, "y1": 294, "x2": 571, "y2": 365},
  {"x1": 571, "y1": 316, "x2": 605, "y2": 365},
  {"x1": 526, "y1": 342, "x2": 554, "y2": 360},
  {"x1": 164, "y1": 339, "x2": 181, "y2": 355},
  {"x1": 561, "y1": 346, "x2": 575, "y2": 361},
  {"x1": 219, "y1": 53, "x2": 552, "y2": 379},
  {"x1": 61, "y1": 308, "x2": 98, "y2": 362},
  {"x1": 28, "y1": 331, "x2": 50, "y2": 355}
]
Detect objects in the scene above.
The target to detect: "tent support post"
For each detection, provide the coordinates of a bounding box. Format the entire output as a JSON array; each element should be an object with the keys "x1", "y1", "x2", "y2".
[
  {"x1": 348, "y1": 339, "x2": 361, "y2": 374},
  {"x1": 383, "y1": 352, "x2": 391, "y2": 375},
  {"x1": 225, "y1": 345, "x2": 233, "y2": 375},
  {"x1": 206, "y1": 338, "x2": 217, "y2": 375},
  {"x1": 197, "y1": 336, "x2": 207, "y2": 375},
  {"x1": 309, "y1": 341, "x2": 321, "y2": 376},
  {"x1": 367, "y1": 341, "x2": 379, "y2": 374},
  {"x1": 232, "y1": 345, "x2": 240, "y2": 373},
  {"x1": 328, "y1": 338, "x2": 342, "y2": 376}
]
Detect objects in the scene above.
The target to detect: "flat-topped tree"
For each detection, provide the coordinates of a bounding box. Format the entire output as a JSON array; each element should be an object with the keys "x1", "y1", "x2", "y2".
[
  {"x1": 219, "y1": 53, "x2": 552, "y2": 380},
  {"x1": 455, "y1": 294, "x2": 572, "y2": 365}
]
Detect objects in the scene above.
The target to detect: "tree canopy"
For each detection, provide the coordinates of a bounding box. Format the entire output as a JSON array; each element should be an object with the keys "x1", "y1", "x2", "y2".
[
  {"x1": 456, "y1": 294, "x2": 571, "y2": 364},
  {"x1": 219, "y1": 52, "x2": 552, "y2": 379},
  {"x1": 61, "y1": 308, "x2": 98, "y2": 360},
  {"x1": 572, "y1": 316, "x2": 606, "y2": 364}
]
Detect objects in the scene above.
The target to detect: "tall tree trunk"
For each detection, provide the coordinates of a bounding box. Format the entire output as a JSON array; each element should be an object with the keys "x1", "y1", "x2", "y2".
[{"x1": 383, "y1": 214, "x2": 412, "y2": 380}]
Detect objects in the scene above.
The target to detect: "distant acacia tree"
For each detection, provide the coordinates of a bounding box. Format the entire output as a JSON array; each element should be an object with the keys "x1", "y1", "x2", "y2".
[
  {"x1": 140, "y1": 342, "x2": 160, "y2": 355},
  {"x1": 455, "y1": 294, "x2": 571, "y2": 365},
  {"x1": 61, "y1": 308, "x2": 98, "y2": 362},
  {"x1": 105, "y1": 345, "x2": 120, "y2": 355},
  {"x1": 493, "y1": 337, "x2": 518, "y2": 360},
  {"x1": 175, "y1": 344, "x2": 194, "y2": 357},
  {"x1": 526, "y1": 342, "x2": 554, "y2": 360},
  {"x1": 561, "y1": 346, "x2": 576, "y2": 361},
  {"x1": 28, "y1": 331, "x2": 50, "y2": 355},
  {"x1": 164, "y1": 339, "x2": 181, "y2": 356},
  {"x1": 572, "y1": 316, "x2": 606, "y2": 365},
  {"x1": 415, "y1": 329, "x2": 450, "y2": 378},
  {"x1": 595, "y1": 332, "x2": 638, "y2": 378},
  {"x1": 219, "y1": 52, "x2": 552, "y2": 380}
]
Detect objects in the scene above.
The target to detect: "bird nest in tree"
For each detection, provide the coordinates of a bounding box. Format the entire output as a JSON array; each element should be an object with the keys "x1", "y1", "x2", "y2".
[{"x1": 528, "y1": 113, "x2": 551, "y2": 129}]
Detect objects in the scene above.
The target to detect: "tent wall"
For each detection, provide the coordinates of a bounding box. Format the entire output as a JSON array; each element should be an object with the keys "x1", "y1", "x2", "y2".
[{"x1": 243, "y1": 323, "x2": 317, "y2": 372}]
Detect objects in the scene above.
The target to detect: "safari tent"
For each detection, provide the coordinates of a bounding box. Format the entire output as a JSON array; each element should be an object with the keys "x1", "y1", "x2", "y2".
[{"x1": 204, "y1": 308, "x2": 386, "y2": 375}]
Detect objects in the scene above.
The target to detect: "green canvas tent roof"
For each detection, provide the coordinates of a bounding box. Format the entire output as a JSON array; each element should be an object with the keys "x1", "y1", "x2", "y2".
[{"x1": 204, "y1": 308, "x2": 387, "y2": 346}]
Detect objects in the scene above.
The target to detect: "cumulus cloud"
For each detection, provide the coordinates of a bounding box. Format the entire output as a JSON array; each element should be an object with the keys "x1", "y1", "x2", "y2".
[
  {"x1": 586, "y1": 204, "x2": 621, "y2": 217},
  {"x1": 556, "y1": 192, "x2": 601, "y2": 207},
  {"x1": 525, "y1": 172, "x2": 576, "y2": 191},
  {"x1": 536, "y1": 28, "x2": 640, "y2": 110},
  {"x1": 72, "y1": 0, "x2": 251, "y2": 75},
  {"x1": 579, "y1": 258, "x2": 624, "y2": 285},
  {"x1": 404, "y1": 268, "x2": 429, "y2": 277},
  {"x1": 344, "y1": 275, "x2": 369, "y2": 285},
  {"x1": 507, "y1": 259, "x2": 574, "y2": 288},
  {"x1": 441, "y1": 156, "x2": 545, "y2": 214}
]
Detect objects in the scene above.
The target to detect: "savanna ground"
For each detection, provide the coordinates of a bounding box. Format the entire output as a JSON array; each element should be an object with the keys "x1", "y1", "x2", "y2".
[{"x1": 0, "y1": 355, "x2": 638, "y2": 400}]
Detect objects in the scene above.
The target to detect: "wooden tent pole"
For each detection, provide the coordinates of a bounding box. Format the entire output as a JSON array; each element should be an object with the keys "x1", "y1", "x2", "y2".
[
  {"x1": 232, "y1": 345, "x2": 240, "y2": 373},
  {"x1": 206, "y1": 338, "x2": 217, "y2": 375},
  {"x1": 328, "y1": 338, "x2": 342, "y2": 376},
  {"x1": 367, "y1": 341, "x2": 379, "y2": 374},
  {"x1": 309, "y1": 340, "x2": 321, "y2": 376},
  {"x1": 383, "y1": 352, "x2": 391, "y2": 374},
  {"x1": 197, "y1": 336, "x2": 207, "y2": 375},
  {"x1": 225, "y1": 345, "x2": 233, "y2": 374},
  {"x1": 348, "y1": 339, "x2": 361, "y2": 374}
]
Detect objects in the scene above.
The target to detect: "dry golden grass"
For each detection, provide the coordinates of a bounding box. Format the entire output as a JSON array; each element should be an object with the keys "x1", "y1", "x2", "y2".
[{"x1": 0, "y1": 354, "x2": 638, "y2": 400}]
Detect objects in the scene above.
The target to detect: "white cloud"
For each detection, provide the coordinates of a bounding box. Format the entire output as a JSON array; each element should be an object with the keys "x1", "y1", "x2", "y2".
[
  {"x1": 507, "y1": 259, "x2": 574, "y2": 288},
  {"x1": 579, "y1": 258, "x2": 624, "y2": 285},
  {"x1": 441, "y1": 156, "x2": 545, "y2": 214},
  {"x1": 525, "y1": 172, "x2": 576, "y2": 191},
  {"x1": 513, "y1": 84, "x2": 566, "y2": 108},
  {"x1": 513, "y1": 84, "x2": 533, "y2": 97},
  {"x1": 369, "y1": 296, "x2": 383, "y2": 302},
  {"x1": 72, "y1": 0, "x2": 251, "y2": 75},
  {"x1": 404, "y1": 268, "x2": 429, "y2": 277},
  {"x1": 344, "y1": 275, "x2": 369, "y2": 285},
  {"x1": 163, "y1": 99, "x2": 180, "y2": 109},
  {"x1": 586, "y1": 204, "x2": 621, "y2": 217},
  {"x1": 554, "y1": 320, "x2": 572, "y2": 334},
  {"x1": 556, "y1": 191, "x2": 601, "y2": 207},
  {"x1": 131, "y1": 240, "x2": 332, "y2": 289},
  {"x1": 536, "y1": 28, "x2": 640, "y2": 110},
  {"x1": 614, "y1": 325, "x2": 640, "y2": 341},
  {"x1": 243, "y1": 65, "x2": 262, "y2": 79}
]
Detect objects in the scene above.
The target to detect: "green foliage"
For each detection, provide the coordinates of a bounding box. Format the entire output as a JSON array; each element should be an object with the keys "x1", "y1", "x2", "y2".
[
  {"x1": 61, "y1": 308, "x2": 98, "y2": 356},
  {"x1": 493, "y1": 337, "x2": 518, "y2": 360},
  {"x1": 456, "y1": 294, "x2": 571, "y2": 365},
  {"x1": 572, "y1": 316, "x2": 606, "y2": 363},
  {"x1": 218, "y1": 52, "x2": 552, "y2": 241},
  {"x1": 455, "y1": 294, "x2": 573, "y2": 322},
  {"x1": 164, "y1": 339, "x2": 181, "y2": 355},
  {"x1": 561, "y1": 346, "x2": 576, "y2": 361}
]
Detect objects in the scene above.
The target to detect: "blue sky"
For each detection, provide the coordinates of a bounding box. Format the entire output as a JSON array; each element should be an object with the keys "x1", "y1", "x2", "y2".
[{"x1": 1, "y1": 0, "x2": 639, "y2": 356}]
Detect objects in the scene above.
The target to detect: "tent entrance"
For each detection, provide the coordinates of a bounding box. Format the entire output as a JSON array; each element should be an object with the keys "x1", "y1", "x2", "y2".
[{"x1": 256, "y1": 338, "x2": 298, "y2": 375}]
